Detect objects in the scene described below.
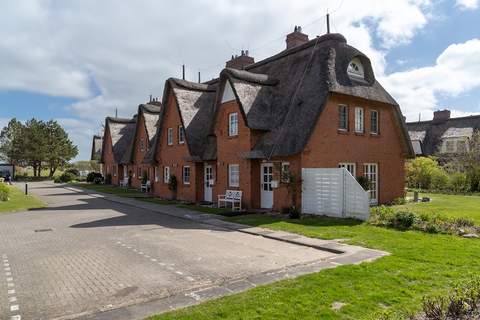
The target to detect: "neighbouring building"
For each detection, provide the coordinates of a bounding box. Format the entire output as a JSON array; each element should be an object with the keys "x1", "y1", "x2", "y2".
[
  {"x1": 406, "y1": 109, "x2": 480, "y2": 162},
  {"x1": 100, "y1": 117, "x2": 136, "y2": 185},
  {"x1": 101, "y1": 29, "x2": 413, "y2": 210},
  {"x1": 123, "y1": 103, "x2": 162, "y2": 188}
]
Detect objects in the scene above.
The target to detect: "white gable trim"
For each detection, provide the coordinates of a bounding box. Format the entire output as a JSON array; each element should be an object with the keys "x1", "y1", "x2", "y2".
[{"x1": 221, "y1": 80, "x2": 236, "y2": 103}]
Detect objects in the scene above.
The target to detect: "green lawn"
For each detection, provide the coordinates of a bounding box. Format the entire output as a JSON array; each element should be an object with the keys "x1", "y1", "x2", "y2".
[
  {"x1": 0, "y1": 185, "x2": 46, "y2": 213},
  {"x1": 397, "y1": 192, "x2": 480, "y2": 224},
  {"x1": 150, "y1": 210, "x2": 480, "y2": 319}
]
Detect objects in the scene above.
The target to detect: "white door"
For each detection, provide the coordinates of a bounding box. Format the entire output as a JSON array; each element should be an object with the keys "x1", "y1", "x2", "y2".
[
  {"x1": 260, "y1": 163, "x2": 274, "y2": 209},
  {"x1": 204, "y1": 165, "x2": 213, "y2": 202},
  {"x1": 364, "y1": 164, "x2": 378, "y2": 205}
]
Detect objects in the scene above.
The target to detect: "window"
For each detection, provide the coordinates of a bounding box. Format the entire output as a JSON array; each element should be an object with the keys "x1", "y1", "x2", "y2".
[
  {"x1": 182, "y1": 166, "x2": 190, "y2": 185},
  {"x1": 154, "y1": 167, "x2": 159, "y2": 182},
  {"x1": 178, "y1": 125, "x2": 185, "y2": 144},
  {"x1": 338, "y1": 105, "x2": 348, "y2": 130},
  {"x1": 370, "y1": 110, "x2": 379, "y2": 134},
  {"x1": 339, "y1": 163, "x2": 356, "y2": 177},
  {"x1": 164, "y1": 166, "x2": 170, "y2": 183},
  {"x1": 281, "y1": 162, "x2": 291, "y2": 183},
  {"x1": 355, "y1": 107, "x2": 364, "y2": 133},
  {"x1": 221, "y1": 80, "x2": 236, "y2": 103},
  {"x1": 347, "y1": 57, "x2": 365, "y2": 79},
  {"x1": 113, "y1": 165, "x2": 117, "y2": 177},
  {"x1": 167, "y1": 128, "x2": 173, "y2": 145},
  {"x1": 364, "y1": 163, "x2": 378, "y2": 205},
  {"x1": 228, "y1": 164, "x2": 239, "y2": 187},
  {"x1": 137, "y1": 167, "x2": 142, "y2": 179},
  {"x1": 140, "y1": 139, "x2": 145, "y2": 152},
  {"x1": 229, "y1": 113, "x2": 238, "y2": 136}
]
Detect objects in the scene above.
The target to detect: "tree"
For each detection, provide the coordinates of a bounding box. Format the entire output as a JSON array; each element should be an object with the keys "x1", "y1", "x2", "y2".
[
  {"x1": 0, "y1": 119, "x2": 24, "y2": 164},
  {"x1": 22, "y1": 119, "x2": 49, "y2": 177},
  {"x1": 460, "y1": 132, "x2": 480, "y2": 192},
  {"x1": 44, "y1": 120, "x2": 78, "y2": 177},
  {"x1": 405, "y1": 156, "x2": 447, "y2": 189}
]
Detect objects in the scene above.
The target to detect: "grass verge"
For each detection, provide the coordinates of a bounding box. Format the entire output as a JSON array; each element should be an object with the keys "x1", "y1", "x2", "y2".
[{"x1": 0, "y1": 185, "x2": 46, "y2": 213}]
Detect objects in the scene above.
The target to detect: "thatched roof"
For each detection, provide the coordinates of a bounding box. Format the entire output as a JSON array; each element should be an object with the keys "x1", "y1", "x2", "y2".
[
  {"x1": 90, "y1": 135, "x2": 102, "y2": 161},
  {"x1": 407, "y1": 115, "x2": 480, "y2": 155},
  {"x1": 212, "y1": 33, "x2": 413, "y2": 158},
  {"x1": 101, "y1": 117, "x2": 136, "y2": 164},
  {"x1": 123, "y1": 103, "x2": 161, "y2": 164},
  {"x1": 146, "y1": 78, "x2": 218, "y2": 164}
]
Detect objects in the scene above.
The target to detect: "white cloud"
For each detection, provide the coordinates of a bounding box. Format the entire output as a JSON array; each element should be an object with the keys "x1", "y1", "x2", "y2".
[
  {"x1": 456, "y1": 0, "x2": 479, "y2": 10},
  {"x1": 0, "y1": 0, "x2": 435, "y2": 159},
  {"x1": 381, "y1": 39, "x2": 480, "y2": 121}
]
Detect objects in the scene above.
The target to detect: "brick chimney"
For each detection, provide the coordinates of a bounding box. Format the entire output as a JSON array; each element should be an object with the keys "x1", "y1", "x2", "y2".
[
  {"x1": 286, "y1": 25, "x2": 309, "y2": 50},
  {"x1": 226, "y1": 50, "x2": 254, "y2": 70},
  {"x1": 433, "y1": 109, "x2": 451, "y2": 123}
]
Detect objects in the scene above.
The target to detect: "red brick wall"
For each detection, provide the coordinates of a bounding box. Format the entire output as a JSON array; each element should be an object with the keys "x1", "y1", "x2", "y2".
[
  {"x1": 300, "y1": 93, "x2": 406, "y2": 204},
  {"x1": 152, "y1": 94, "x2": 198, "y2": 202},
  {"x1": 101, "y1": 127, "x2": 121, "y2": 185},
  {"x1": 131, "y1": 113, "x2": 152, "y2": 189},
  {"x1": 213, "y1": 100, "x2": 258, "y2": 209}
]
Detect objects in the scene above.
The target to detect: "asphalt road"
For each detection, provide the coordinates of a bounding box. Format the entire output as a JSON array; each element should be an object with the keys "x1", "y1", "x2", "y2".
[{"x1": 0, "y1": 182, "x2": 335, "y2": 319}]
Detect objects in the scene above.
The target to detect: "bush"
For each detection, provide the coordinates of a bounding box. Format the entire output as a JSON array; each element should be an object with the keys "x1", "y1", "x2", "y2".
[
  {"x1": 369, "y1": 206, "x2": 479, "y2": 236},
  {"x1": 430, "y1": 168, "x2": 449, "y2": 191},
  {"x1": 86, "y1": 172, "x2": 103, "y2": 183},
  {"x1": 467, "y1": 166, "x2": 480, "y2": 192},
  {"x1": 356, "y1": 176, "x2": 370, "y2": 191},
  {"x1": 55, "y1": 172, "x2": 76, "y2": 183},
  {"x1": 64, "y1": 168, "x2": 80, "y2": 176},
  {"x1": 0, "y1": 184, "x2": 10, "y2": 201},
  {"x1": 449, "y1": 172, "x2": 468, "y2": 193}
]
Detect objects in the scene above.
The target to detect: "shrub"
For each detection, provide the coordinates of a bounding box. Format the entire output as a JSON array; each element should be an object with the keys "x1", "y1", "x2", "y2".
[
  {"x1": 467, "y1": 166, "x2": 480, "y2": 192},
  {"x1": 392, "y1": 211, "x2": 416, "y2": 229},
  {"x1": 0, "y1": 184, "x2": 10, "y2": 201},
  {"x1": 405, "y1": 157, "x2": 442, "y2": 189},
  {"x1": 64, "y1": 168, "x2": 80, "y2": 176},
  {"x1": 392, "y1": 197, "x2": 407, "y2": 205},
  {"x1": 430, "y1": 168, "x2": 449, "y2": 191},
  {"x1": 86, "y1": 172, "x2": 103, "y2": 183},
  {"x1": 416, "y1": 277, "x2": 480, "y2": 319},
  {"x1": 449, "y1": 172, "x2": 468, "y2": 193},
  {"x1": 55, "y1": 172, "x2": 76, "y2": 183},
  {"x1": 356, "y1": 176, "x2": 370, "y2": 191}
]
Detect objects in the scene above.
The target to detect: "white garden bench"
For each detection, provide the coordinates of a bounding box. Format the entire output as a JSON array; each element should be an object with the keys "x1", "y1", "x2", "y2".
[
  {"x1": 141, "y1": 181, "x2": 151, "y2": 193},
  {"x1": 119, "y1": 178, "x2": 129, "y2": 187},
  {"x1": 218, "y1": 190, "x2": 242, "y2": 211}
]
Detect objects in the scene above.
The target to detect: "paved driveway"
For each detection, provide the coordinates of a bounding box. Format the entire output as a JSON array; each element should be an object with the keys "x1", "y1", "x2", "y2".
[{"x1": 0, "y1": 182, "x2": 342, "y2": 320}]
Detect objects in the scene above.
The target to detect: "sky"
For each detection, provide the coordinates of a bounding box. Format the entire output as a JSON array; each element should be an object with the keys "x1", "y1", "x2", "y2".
[{"x1": 0, "y1": 0, "x2": 479, "y2": 161}]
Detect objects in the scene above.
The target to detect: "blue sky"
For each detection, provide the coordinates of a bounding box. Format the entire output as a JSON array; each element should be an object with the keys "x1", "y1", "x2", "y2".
[{"x1": 0, "y1": 0, "x2": 479, "y2": 160}]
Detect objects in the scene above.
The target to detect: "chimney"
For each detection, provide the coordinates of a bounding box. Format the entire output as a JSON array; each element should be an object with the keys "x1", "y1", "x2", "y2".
[
  {"x1": 432, "y1": 109, "x2": 451, "y2": 124},
  {"x1": 286, "y1": 25, "x2": 309, "y2": 50},
  {"x1": 225, "y1": 50, "x2": 254, "y2": 70}
]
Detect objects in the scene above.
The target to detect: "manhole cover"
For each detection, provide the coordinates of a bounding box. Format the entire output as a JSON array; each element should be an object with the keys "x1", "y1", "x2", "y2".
[{"x1": 34, "y1": 228, "x2": 53, "y2": 233}]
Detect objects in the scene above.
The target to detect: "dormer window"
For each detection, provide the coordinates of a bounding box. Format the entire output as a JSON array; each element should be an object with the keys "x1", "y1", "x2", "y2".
[{"x1": 347, "y1": 57, "x2": 364, "y2": 79}]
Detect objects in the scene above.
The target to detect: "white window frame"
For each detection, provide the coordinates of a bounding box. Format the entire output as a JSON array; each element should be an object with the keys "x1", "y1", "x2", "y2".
[
  {"x1": 183, "y1": 166, "x2": 191, "y2": 185},
  {"x1": 228, "y1": 112, "x2": 238, "y2": 136},
  {"x1": 370, "y1": 110, "x2": 379, "y2": 134},
  {"x1": 339, "y1": 162, "x2": 356, "y2": 177},
  {"x1": 113, "y1": 165, "x2": 117, "y2": 177},
  {"x1": 364, "y1": 163, "x2": 378, "y2": 205},
  {"x1": 347, "y1": 58, "x2": 365, "y2": 79},
  {"x1": 167, "y1": 128, "x2": 173, "y2": 145},
  {"x1": 178, "y1": 125, "x2": 185, "y2": 144},
  {"x1": 228, "y1": 164, "x2": 240, "y2": 187},
  {"x1": 164, "y1": 166, "x2": 170, "y2": 183},
  {"x1": 281, "y1": 162, "x2": 291, "y2": 183},
  {"x1": 338, "y1": 105, "x2": 348, "y2": 131},
  {"x1": 154, "y1": 167, "x2": 159, "y2": 182},
  {"x1": 355, "y1": 107, "x2": 364, "y2": 133}
]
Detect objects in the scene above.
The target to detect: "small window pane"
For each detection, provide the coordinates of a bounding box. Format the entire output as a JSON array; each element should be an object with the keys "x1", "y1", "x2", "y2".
[
  {"x1": 229, "y1": 164, "x2": 239, "y2": 187},
  {"x1": 371, "y1": 110, "x2": 378, "y2": 134},
  {"x1": 183, "y1": 166, "x2": 190, "y2": 184},
  {"x1": 338, "y1": 105, "x2": 348, "y2": 130},
  {"x1": 167, "y1": 128, "x2": 173, "y2": 145},
  {"x1": 164, "y1": 167, "x2": 170, "y2": 183},
  {"x1": 229, "y1": 113, "x2": 238, "y2": 136},
  {"x1": 178, "y1": 126, "x2": 185, "y2": 144},
  {"x1": 355, "y1": 107, "x2": 364, "y2": 133}
]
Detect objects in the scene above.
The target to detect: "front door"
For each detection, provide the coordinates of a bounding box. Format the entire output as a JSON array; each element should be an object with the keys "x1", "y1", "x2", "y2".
[
  {"x1": 204, "y1": 165, "x2": 213, "y2": 202},
  {"x1": 261, "y1": 163, "x2": 274, "y2": 209}
]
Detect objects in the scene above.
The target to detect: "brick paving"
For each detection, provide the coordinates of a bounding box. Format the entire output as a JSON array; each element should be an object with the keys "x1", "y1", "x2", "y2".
[{"x1": 0, "y1": 182, "x2": 386, "y2": 320}]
